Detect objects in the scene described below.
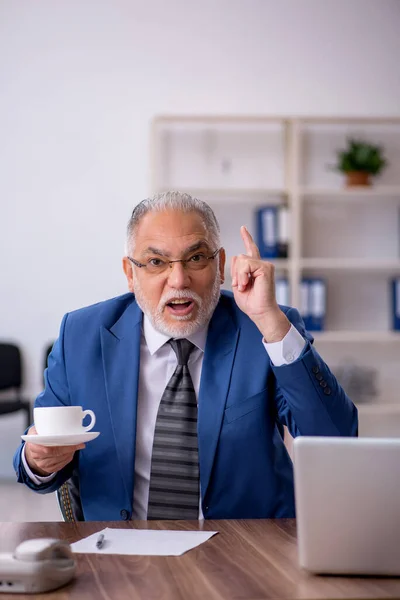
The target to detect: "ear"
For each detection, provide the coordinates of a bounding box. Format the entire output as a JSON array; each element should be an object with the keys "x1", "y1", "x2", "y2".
[
  {"x1": 218, "y1": 248, "x2": 226, "y2": 285},
  {"x1": 122, "y1": 257, "x2": 135, "y2": 293}
]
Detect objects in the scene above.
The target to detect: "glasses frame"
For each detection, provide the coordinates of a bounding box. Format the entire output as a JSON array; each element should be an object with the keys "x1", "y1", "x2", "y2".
[{"x1": 127, "y1": 247, "x2": 221, "y2": 272}]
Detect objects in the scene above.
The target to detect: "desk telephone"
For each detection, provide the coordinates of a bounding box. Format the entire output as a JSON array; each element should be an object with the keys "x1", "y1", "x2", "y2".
[{"x1": 0, "y1": 538, "x2": 76, "y2": 594}]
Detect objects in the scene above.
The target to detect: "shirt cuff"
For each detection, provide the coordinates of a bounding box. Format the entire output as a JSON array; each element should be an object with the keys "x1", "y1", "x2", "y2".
[
  {"x1": 263, "y1": 324, "x2": 306, "y2": 367},
  {"x1": 21, "y1": 444, "x2": 56, "y2": 485}
]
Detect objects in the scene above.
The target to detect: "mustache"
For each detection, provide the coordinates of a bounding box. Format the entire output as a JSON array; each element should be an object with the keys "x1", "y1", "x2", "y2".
[{"x1": 160, "y1": 289, "x2": 202, "y2": 309}]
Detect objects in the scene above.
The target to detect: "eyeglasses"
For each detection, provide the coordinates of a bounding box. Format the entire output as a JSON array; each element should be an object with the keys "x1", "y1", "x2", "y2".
[{"x1": 127, "y1": 248, "x2": 221, "y2": 275}]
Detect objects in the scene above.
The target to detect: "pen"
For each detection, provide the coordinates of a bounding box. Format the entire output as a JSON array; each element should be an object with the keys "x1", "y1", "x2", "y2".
[{"x1": 96, "y1": 533, "x2": 105, "y2": 549}]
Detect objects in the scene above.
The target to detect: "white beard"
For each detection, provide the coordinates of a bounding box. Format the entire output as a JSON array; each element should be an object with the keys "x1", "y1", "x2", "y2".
[{"x1": 133, "y1": 275, "x2": 221, "y2": 337}]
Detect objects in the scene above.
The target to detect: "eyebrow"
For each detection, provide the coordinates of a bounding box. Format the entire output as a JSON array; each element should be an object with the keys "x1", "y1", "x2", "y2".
[{"x1": 142, "y1": 241, "x2": 211, "y2": 258}]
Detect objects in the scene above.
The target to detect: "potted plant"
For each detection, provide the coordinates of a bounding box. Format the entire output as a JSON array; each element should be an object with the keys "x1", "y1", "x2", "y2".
[{"x1": 333, "y1": 138, "x2": 387, "y2": 186}]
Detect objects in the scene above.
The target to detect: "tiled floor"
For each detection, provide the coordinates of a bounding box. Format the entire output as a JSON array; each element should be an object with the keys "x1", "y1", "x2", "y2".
[{"x1": 0, "y1": 480, "x2": 61, "y2": 522}]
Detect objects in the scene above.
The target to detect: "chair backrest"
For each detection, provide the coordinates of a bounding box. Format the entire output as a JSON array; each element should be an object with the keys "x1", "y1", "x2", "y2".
[
  {"x1": 0, "y1": 343, "x2": 22, "y2": 390},
  {"x1": 44, "y1": 342, "x2": 54, "y2": 372}
]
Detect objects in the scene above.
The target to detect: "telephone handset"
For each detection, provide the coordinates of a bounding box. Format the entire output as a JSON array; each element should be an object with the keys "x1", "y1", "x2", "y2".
[{"x1": 0, "y1": 538, "x2": 76, "y2": 594}]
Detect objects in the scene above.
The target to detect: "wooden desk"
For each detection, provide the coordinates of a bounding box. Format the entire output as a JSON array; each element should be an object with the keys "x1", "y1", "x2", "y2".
[{"x1": 1, "y1": 519, "x2": 400, "y2": 599}]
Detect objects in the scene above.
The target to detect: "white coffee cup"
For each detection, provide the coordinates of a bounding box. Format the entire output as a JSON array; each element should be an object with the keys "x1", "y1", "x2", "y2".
[{"x1": 34, "y1": 406, "x2": 96, "y2": 436}]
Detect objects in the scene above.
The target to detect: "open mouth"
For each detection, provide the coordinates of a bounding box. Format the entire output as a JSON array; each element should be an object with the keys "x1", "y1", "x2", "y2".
[{"x1": 165, "y1": 299, "x2": 195, "y2": 317}]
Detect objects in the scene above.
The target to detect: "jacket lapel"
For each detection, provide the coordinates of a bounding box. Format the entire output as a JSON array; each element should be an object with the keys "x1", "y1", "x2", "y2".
[
  {"x1": 100, "y1": 300, "x2": 142, "y2": 504},
  {"x1": 198, "y1": 298, "x2": 239, "y2": 500}
]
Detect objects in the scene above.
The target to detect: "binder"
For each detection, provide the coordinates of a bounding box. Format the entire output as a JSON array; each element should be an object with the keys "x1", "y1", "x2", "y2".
[
  {"x1": 299, "y1": 279, "x2": 311, "y2": 330},
  {"x1": 308, "y1": 278, "x2": 326, "y2": 331},
  {"x1": 277, "y1": 206, "x2": 290, "y2": 259},
  {"x1": 391, "y1": 278, "x2": 400, "y2": 330},
  {"x1": 275, "y1": 278, "x2": 289, "y2": 307},
  {"x1": 256, "y1": 206, "x2": 278, "y2": 258},
  {"x1": 300, "y1": 278, "x2": 327, "y2": 331}
]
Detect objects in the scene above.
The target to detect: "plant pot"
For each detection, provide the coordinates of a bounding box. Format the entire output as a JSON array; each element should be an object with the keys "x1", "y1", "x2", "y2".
[{"x1": 345, "y1": 171, "x2": 371, "y2": 187}]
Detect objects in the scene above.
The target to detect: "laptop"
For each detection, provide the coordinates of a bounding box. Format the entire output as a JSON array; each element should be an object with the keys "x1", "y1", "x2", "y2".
[{"x1": 293, "y1": 436, "x2": 400, "y2": 576}]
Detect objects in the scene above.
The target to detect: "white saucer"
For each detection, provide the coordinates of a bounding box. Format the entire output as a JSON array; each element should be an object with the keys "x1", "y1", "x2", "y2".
[{"x1": 21, "y1": 431, "x2": 100, "y2": 447}]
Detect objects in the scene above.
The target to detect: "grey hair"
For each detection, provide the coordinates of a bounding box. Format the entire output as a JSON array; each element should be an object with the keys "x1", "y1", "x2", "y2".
[{"x1": 125, "y1": 191, "x2": 221, "y2": 255}]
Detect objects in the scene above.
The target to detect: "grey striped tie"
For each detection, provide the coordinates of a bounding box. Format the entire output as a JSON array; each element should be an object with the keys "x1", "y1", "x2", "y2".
[{"x1": 147, "y1": 339, "x2": 199, "y2": 520}]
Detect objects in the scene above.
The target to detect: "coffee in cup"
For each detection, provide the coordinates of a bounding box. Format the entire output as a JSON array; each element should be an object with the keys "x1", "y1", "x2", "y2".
[{"x1": 34, "y1": 406, "x2": 96, "y2": 436}]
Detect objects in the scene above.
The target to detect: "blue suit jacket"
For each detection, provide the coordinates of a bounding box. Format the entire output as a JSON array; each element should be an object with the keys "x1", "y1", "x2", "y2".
[{"x1": 14, "y1": 292, "x2": 358, "y2": 520}]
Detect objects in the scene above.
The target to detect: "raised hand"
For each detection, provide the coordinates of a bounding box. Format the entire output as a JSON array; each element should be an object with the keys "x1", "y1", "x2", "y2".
[
  {"x1": 24, "y1": 426, "x2": 85, "y2": 476},
  {"x1": 231, "y1": 226, "x2": 290, "y2": 342}
]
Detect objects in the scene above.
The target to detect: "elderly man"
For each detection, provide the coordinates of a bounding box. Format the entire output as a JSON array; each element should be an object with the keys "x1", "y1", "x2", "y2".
[{"x1": 14, "y1": 191, "x2": 357, "y2": 521}]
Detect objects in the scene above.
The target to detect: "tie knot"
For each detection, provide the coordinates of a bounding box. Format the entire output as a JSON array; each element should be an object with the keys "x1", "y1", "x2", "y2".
[{"x1": 169, "y1": 339, "x2": 195, "y2": 366}]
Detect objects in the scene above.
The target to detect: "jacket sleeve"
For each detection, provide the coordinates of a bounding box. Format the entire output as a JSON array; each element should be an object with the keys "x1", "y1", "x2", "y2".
[
  {"x1": 13, "y1": 313, "x2": 81, "y2": 493},
  {"x1": 272, "y1": 307, "x2": 358, "y2": 438}
]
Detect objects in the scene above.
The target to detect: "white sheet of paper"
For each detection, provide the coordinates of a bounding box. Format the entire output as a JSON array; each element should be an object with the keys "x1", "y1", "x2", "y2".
[{"x1": 71, "y1": 527, "x2": 218, "y2": 556}]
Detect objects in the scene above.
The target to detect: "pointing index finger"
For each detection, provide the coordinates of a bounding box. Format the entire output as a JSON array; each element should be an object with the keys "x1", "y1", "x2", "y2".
[{"x1": 240, "y1": 226, "x2": 260, "y2": 259}]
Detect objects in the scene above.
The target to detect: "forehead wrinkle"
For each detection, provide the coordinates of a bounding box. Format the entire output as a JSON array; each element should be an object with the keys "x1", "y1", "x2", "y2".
[
  {"x1": 143, "y1": 246, "x2": 171, "y2": 258},
  {"x1": 183, "y1": 240, "x2": 212, "y2": 253},
  {"x1": 134, "y1": 210, "x2": 211, "y2": 249},
  {"x1": 139, "y1": 236, "x2": 212, "y2": 258}
]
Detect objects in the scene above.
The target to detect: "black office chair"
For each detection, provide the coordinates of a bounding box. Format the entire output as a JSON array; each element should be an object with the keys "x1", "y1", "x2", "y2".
[
  {"x1": 0, "y1": 343, "x2": 32, "y2": 430},
  {"x1": 43, "y1": 342, "x2": 54, "y2": 386},
  {"x1": 43, "y1": 342, "x2": 54, "y2": 372}
]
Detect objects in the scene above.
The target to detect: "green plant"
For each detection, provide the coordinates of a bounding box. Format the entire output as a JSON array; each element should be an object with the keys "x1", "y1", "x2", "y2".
[{"x1": 334, "y1": 138, "x2": 387, "y2": 175}]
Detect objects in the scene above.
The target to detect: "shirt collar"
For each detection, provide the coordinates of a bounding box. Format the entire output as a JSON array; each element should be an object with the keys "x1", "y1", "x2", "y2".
[{"x1": 143, "y1": 314, "x2": 208, "y2": 356}]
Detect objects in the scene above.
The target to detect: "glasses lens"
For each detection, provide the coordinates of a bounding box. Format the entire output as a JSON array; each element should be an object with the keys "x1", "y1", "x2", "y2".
[
  {"x1": 187, "y1": 256, "x2": 209, "y2": 270},
  {"x1": 146, "y1": 259, "x2": 169, "y2": 274},
  {"x1": 143, "y1": 252, "x2": 218, "y2": 273}
]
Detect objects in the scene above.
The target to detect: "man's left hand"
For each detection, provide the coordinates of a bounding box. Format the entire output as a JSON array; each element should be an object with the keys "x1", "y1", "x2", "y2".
[{"x1": 231, "y1": 226, "x2": 291, "y2": 342}]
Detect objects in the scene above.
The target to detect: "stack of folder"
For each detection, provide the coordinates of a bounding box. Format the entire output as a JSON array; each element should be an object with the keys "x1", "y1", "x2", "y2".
[
  {"x1": 274, "y1": 278, "x2": 326, "y2": 331},
  {"x1": 256, "y1": 205, "x2": 290, "y2": 259},
  {"x1": 275, "y1": 278, "x2": 290, "y2": 307},
  {"x1": 300, "y1": 278, "x2": 327, "y2": 332}
]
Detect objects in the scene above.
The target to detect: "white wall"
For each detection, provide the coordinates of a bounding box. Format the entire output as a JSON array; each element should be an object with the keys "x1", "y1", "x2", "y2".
[{"x1": 0, "y1": 0, "x2": 399, "y2": 410}]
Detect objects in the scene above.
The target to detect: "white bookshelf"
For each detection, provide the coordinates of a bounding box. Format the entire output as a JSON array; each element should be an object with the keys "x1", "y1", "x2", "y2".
[
  {"x1": 151, "y1": 114, "x2": 400, "y2": 325},
  {"x1": 151, "y1": 115, "x2": 400, "y2": 422}
]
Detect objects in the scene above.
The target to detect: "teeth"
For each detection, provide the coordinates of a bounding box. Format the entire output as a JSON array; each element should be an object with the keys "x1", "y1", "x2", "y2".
[{"x1": 170, "y1": 299, "x2": 191, "y2": 305}]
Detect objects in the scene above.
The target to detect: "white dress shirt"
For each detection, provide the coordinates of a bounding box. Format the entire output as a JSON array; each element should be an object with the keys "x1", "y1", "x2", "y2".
[{"x1": 22, "y1": 315, "x2": 306, "y2": 519}]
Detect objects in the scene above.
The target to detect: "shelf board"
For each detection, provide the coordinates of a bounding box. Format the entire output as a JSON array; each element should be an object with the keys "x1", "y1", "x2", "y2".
[
  {"x1": 224, "y1": 259, "x2": 290, "y2": 281},
  {"x1": 301, "y1": 186, "x2": 400, "y2": 198},
  {"x1": 156, "y1": 185, "x2": 400, "y2": 199},
  {"x1": 299, "y1": 116, "x2": 400, "y2": 125},
  {"x1": 157, "y1": 187, "x2": 288, "y2": 198},
  {"x1": 154, "y1": 115, "x2": 400, "y2": 125},
  {"x1": 301, "y1": 258, "x2": 400, "y2": 271},
  {"x1": 271, "y1": 259, "x2": 290, "y2": 269},
  {"x1": 154, "y1": 115, "x2": 289, "y2": 124},
  {"x1": 312, "y1": 331, "x2": 400, "y2": 343}
]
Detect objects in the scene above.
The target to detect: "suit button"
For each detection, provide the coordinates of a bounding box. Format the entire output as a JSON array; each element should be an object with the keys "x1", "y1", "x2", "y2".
[
  {"x1": 120, "y1": 509, "x2": 130, "y2": 520},
  {"x1": 319, "y1": 380, "x2": 327, "y2": 388},
  {"x1": 323, "y1": 387, "x2": 332, "y2": 396},
  {"x1": 315, "y1": 373, "x2": 323, "y2": 381},
  {"x1": 312, "y1": 366, "x2": 320, "y2": 374}
]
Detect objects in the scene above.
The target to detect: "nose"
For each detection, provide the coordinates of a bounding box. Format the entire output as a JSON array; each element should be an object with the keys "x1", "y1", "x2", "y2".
[{"x1": 166, "y1": 261, "x2": 191, "y2": 289}]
